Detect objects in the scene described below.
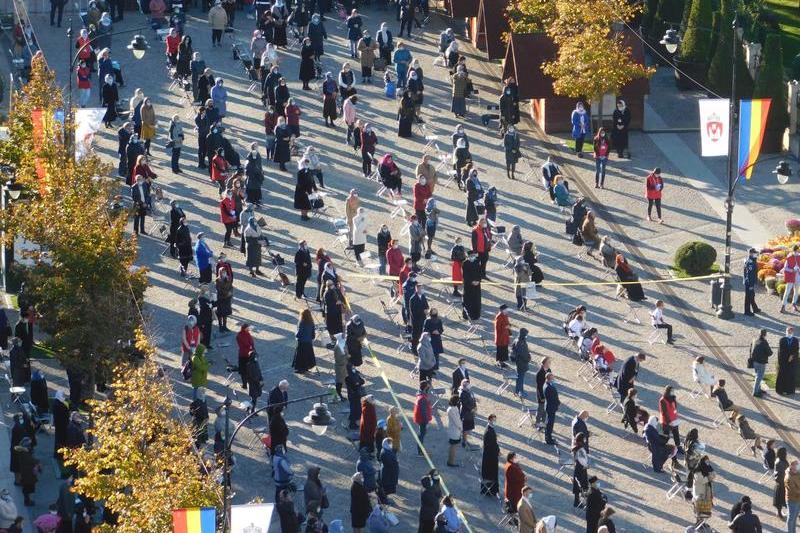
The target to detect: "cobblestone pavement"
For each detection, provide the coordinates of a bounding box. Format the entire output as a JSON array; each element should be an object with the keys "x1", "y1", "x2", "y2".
[{"x1": 12, "y1": 2, "x2": 800, "y2": 532}]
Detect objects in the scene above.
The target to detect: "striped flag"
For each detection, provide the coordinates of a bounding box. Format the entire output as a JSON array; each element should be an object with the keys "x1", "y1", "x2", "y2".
[
  {"x1": 737, "y1": 99, "x2": 772, "y2": 179},
  {"x1": 172, "y1": 507, "x2": 216, "y2": 533}
]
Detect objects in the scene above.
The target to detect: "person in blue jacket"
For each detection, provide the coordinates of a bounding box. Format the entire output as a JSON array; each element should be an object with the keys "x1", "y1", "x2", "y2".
[
  {"x1": 379, "y1": 438, "x2": 399, "y2": 498},
  {"x1": 392, "y1": 42, "x2": 412, "y2": 89},
  {"x1": 570, "y1": 101, "x2": 591, "y2": 157},
  {"x1": 194, "y1": 232, "x2": 214, "y2": 283}
]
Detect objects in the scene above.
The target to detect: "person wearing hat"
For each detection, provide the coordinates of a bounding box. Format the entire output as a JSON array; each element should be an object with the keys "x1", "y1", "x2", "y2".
[
  {"x1": 645, "y1": 167, "x2": 664, "y2": 223},
  {"x1": 743, "y1": 247, "x2": 761, "y2": 316},
  {"x1": 373, "y1": 419, "x2": 388, "y2": 459},
  {"x1": 494, "y1": 304, "x2": 511, "y2": 368}
]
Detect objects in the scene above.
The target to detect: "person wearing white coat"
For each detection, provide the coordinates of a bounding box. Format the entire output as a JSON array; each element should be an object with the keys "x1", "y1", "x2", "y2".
[
  {"x1": 446, "y1": 395, "x2": 462, "y2": 467},
  {"x1": 692, "y1": 356, "x2": 716, "y2": 397},
  {"x1": 352, "y1": 207, "x2": 368, "y2": 265}
]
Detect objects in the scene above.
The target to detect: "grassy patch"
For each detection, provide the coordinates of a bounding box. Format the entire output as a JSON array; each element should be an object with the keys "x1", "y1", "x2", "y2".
[
  {"x1": 766, "y1": 0, "x2": 800, "y2": 67},
  {"x1": 563, "y1": 139, "x2": 594, "y2": 153},
  {"x1": 30, "y1": 343, "x2": 56, "y2": 360},
  {"x1": 764, "y1": 372, "x2": 776, "y2": 390},
  {"x1": 669, "y1": 263, "x2": 721, "y2": 278}
]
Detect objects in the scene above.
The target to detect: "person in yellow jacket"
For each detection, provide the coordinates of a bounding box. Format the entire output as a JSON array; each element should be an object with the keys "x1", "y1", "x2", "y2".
[{"x1": 386, "y1": 406, "x2": 402, "y2": 453}]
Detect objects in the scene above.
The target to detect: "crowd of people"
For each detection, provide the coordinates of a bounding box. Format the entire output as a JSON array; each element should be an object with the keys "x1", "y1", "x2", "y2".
[{"x1": 0, "y1": 0, "x2": 792, "y2": 532}]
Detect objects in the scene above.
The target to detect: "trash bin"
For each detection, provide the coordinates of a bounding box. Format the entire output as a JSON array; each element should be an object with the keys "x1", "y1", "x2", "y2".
[{"x1": 710, "y1": 278, "x2": 722, "y2": 308}]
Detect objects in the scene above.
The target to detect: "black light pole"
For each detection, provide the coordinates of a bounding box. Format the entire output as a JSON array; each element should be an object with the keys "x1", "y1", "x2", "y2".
[
  {"x1": 220, "y1": 391, "x2": 335, "y2": 532},
  {"x1": 64, "y1": 24, "x2": 150, "y2": 153}
]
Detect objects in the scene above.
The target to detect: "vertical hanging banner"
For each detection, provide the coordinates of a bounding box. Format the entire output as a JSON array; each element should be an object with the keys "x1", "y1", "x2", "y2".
[
  {"x1": 172, "y1": 507, "x2": 216, "y2": 533},
  {"x1": 698, "y1": 98, "x2": 730, "y2": 157},
  {"x1": 737, "y1": 98, "x2": 772, "y2": 179},
  {"x1": 230, "y1": 503, "x2": 275, "y2": 533},
  {"x1": 30, "y1": 109, "x2": 46, "y2": 194}
]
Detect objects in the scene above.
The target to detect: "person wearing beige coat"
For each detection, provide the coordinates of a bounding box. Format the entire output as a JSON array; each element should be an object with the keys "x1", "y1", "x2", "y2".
[
  {"x1": 517, "y1": 486, "x2": 537, "y2": 533},
  {"x1": 415, "y1": 154, "x2": 437, "y2": 194},
  {"x1": 357, "y1": 31, "x2": 378, "y2": 82},
  {"x1": 139, "y1": 98, "x2": 156, "y2": 154},
  {"x1": 208, "y1": 2, "x2": 228, "y2": 47},
  {"x1": 386, "y1": 406, "x2": 402, "y2": 452}
]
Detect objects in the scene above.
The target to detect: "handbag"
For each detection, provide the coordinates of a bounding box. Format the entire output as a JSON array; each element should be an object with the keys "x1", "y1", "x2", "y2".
[
  {"x1": 572, "y1": 231, "x2": 584, "y2": 246},
  {"x1": 525, "y1": 282, "x2": 537, "y2": 300}
]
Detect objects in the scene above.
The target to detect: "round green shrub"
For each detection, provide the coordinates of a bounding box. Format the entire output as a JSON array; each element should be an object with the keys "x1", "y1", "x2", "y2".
[
  {"x1": 674, "y1": 241, "x2": 717, "y2": 275},
  {"x1": 777, "y1": 283, "x2": 787, "y2": 297}
]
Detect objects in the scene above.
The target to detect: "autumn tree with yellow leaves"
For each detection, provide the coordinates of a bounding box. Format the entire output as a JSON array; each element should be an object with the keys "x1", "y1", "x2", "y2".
[
  {"x1": 63, "y1": 330, "x2": 222, "y2": 533},
  {"x1": 0, "y1": 58, "x2": 147, "y2": 392}
]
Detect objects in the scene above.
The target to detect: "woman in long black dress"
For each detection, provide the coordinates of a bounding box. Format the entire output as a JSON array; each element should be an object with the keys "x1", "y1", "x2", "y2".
[
  {"x1": 397, "y1": 90, "x2": 414, "y2": 138},
  {"x1": 101, "y1": 74, "x2": 118, "y2": 128},
  {"x1": 776, "y1": 332, "x2": 798, "y2": 395},
  {"x1": 480, "y1": 415, "x2": 500, "y2": 496},
  {"x1": 774, "y1": 446, "x2": 788, "y2": 518},
  {"x1": 464, "y1": 168, "x2": 484, "y2": 226},
  {"x1": 271, "y1": 0, "x2": 289, "y2": 47},
  {"x1": 522, "y1": 241, "x2": 544, "y2": 285},
  {"x1": 323, "y1": 279, "x2": 343, "y2": 339},
  {"x1": 615, "y1": 253, "x2": 645, "y2": 301},
  {"x1": 459, "y1": 381, "x2": 477, "y2": 446},
  {"x1": 273, "y1": 117, "x2": 292, "y2": 171},
  {"x1": 321, "y1": 72, "x2": 338, "y2": 126},
  {"x1": 298, "y1": 38, "x2": 315, "y2": 90},
  {"x1": 611, "y1": 99, "x2": 631, "y2": 158},
  {"x1": 461, "y1": 251, "x2": 481, "y2": 320},
  {"x1": 293, "y1": 157, "x2": 317, "y2": 220},
  {"x1": 293, "y1": 309, "x2": 317, "y2": 373},
  {"x1": 176, "y1": 35, "x2": 193, "y2": 79}
]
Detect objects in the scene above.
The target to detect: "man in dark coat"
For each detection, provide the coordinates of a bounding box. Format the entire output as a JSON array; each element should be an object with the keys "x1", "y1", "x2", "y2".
[
  {"x1": 617, "y1": 352, "x2": 645, "y2": 400},
  {"x1": 51, "y1": 391, "x2": 69, "y2": 460},
  {"x1": 535, "y1": 357, "x2": 551, "y2": 430},
  {"x1": 15, "y1": 438, "x2": 38, "y2": 506},
  {"x1": 611, "y1": 99, "x2": 631, "y2": 158},
  {"x1": 418, "y1": 470, "x2": 443, "y2": 533},
  {"x1": 451, "y1": 358, "x2": 469, "y2": 394},
  {"x1": 9, "y1": 415, "x2": 25, "y2": 474},
  {"x1": 294, "y1": 240, "x2": 312, "y2": 299},
  {"x1": 9, "y1": 338, "x2": 30, "y2": 387},
  {"x1": 245, "y1": 357, "x2": 264, "y2": 414},
  {"x1": 743, "y1": 247, "x2": 761, "y2": 316},
  {"x1": 268, "y1": 405, "x2": 289, "y2": 450},
  {"x1": 543, "y1": 372, "x2": 560, "y2": 445},
  {"x1": 345, "y1": 315, "x2": 367, "y2": 367},
  {"x1": 65, "y1": 413, "x2": 86, "y2": 451},
  {"x1": 168, "y1": 201, "x2": 185, "y2": 258},
  {"x1": 408, "y1": 283, "x2": 429, "y2": 355},
  {"x1": 56, "y1": 476, "x2": 75, "y2": 533},
  {"x1": 125, "y1": 135, "x2": 144, "y2": 180},
  {"x1": 750, "y1": 328, "x2": 772, "y2": 397},
  {"x1": 116, "y1": 122, "x2": 133, "y2": 178},
  {"x1": 14, "y1": 312, "x2": 34, "y2": 359},
  {"x1": 776, "y1": 326, "x2": 798, "y2": 395},
  {"x1": 175, "y1": 218, "x2": 193, "y2": 276},
  {"x1": 461, "y1": 251, "x2": 481, "y2": 320},
  {"x1": 572, "y1": 411, "x2": 590, "y2": 453},
  {"x1": 267, "y1": 380, "x2": 289, "y2": 422},
  {"x1": 480, "y1": 414, "x2": 500, "y2": 496},
  {"x1": 585, "y1": 476, "x2": 606, "y2": 533}
]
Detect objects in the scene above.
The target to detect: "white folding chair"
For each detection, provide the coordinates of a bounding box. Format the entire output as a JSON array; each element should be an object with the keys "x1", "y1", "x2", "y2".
[
  {"x1": 389, "y1": 198, "x2": 409, "y2": 219},
  {"x1": 648, "y1": 326, "x2": 668, "y2": 345},
  {"x1": 666, "y1": 477, "x2": 688, "y2": 500},
  {"x1": 494, "y1": 371, "x2": 514, "y2": 395},
  {"x1": 553, "y1": 444, "x2": 574, "y2": 480},
  {"x1": 622, "y1": 300, "x2": 642, "y2": 325}
]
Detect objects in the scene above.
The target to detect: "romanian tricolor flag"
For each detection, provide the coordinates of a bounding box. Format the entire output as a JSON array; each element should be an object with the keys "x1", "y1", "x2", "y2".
[
  {"x1": 172, "y1": 507, "x2": 216, "y2": 533},
  {"x1": 737, "y1": 99, "x2": 772, "y2": 180}
]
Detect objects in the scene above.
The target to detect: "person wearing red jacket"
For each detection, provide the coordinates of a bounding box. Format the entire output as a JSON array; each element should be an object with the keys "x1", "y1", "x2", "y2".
[
  {"x1": 386, "y1": 241, "x2": 405, "y2": 296},
  {"x1": 236, "y1": 323, "x2": 255, "y2": 387},
  {"x1": 645, "y1": 167, "x2": 664, "y2": 223},
  {"x1": 359, "y1": 395, "x2": 378, "y2": 454},
  {"x1": 413, "y1": 382, "x2": 432, "y2": 455},
  {"x1": 471, "y1": 218, "x2": 492, "y2": 280},
  {"x1": 181, "y1": 315, "x2": 200, "y2": 364},
  {"x1": 216, "y1": 253, "x2": 233, "y2": 280},
  {"x1": 658, "y1": 385, "x2": 682, "y2": 452},
  {"x1": 494, "y1": 304, "x2": 511, "y2": 368},
  {"x1": 413, "y1": 175, "x2": 432, "y2": 225},
  {"x1": 220, "y1": 191, "x2": 238, "y2": 247},
  {"x1": 285, "y1": 98, "x2": 302, "y2": 137},
  {"x1": 503, "y1": 452, "x2": 526, "y2": 511},
  {"x1": 397, "y1": 257, "x2": 413, "y2": 297},
  {"x1": 129, "y1": 154, "x2": 157, "y2": 186},
  {"x1": 781, "y1": 245, "x2": 800, "y2": 313},
  {"x1": 210, "y1": 147, "x2": 229, "y2": 193},
  {"x1": 76, "y1": 61, "x2": 91, "y2": 108},
  {"x1": 165, "y1": 28, "x2": 181, "y2": 66}
]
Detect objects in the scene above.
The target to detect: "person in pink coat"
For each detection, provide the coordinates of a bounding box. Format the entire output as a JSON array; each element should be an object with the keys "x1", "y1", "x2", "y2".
[
  {"x1": 645, "y1": 167, "x2": 664, "y2": 223},
  {"x1": 781, "y1": 244, "x2": 800, "y2": 313}
]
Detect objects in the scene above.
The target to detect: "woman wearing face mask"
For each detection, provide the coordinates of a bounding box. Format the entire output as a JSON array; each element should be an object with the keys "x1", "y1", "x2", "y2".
[
  {"x1": 245, "y1": 143, "x2": 264, "y2": 206},
  {"x1": 376, "y1": 225, "x2": 392, "y2": 275},
  {"x1": 275, "y1": 78, "x2": 291, "y2": 116},
  {"x1": 376, "y1": 22, "x2": 393, "y2": 66},
  {"x1": 308, "y1": 14, "x2": 327, "y2": 61},
  {"x1": 299, "y1": 37, "x2": 315, "y2": 90},
  {"x1": 571, "y1": 101, "x2": 590, "y2": 157},
  {"x1": 612, "y1": 99, "x2": 631, "y2": 158},
  {"x1": 465, "y1": 170, "x2": 484, "y2": 227},
  {"x1": 271, "y1": 0, "x2": 289, "y2": 48},
  {"x1": 101, "y1": 74, "x2": 118, "y2": 128},
  {"x1": 407, "y1": 64, "x2": 424, "y2": 123},
  {"x1": 397, "y1": 90, "x2": 415, "y2": 138},
  {"x1": 692, "y1": 456, "x2": 715, "y2": 526},
  {"x1": 168, "y1": 115, "x2": 184, "y2": 174},
  {"x1": 413, "y1": 175, "x2": 432, "y2": 224},
  {"x1": 593, "y1": 128, "x2": 610, "y2": 188},
  {"x1": 504, "y1": 125, "x2": 521, "y2": 180},
  {"x1": 220, "y1": 190, "x2": 238, "y2": 247},
  {"x1": 378, "y1": 153, "x2": 402, "y2": 199},
  {"x1": 322, "y1": 72, "x2": 339, "y2": 127},
  {"x1": 393, "y1": 41, "x2": 411, "y2": 89},
  {"x1": 360, "y1": 123, "x2": 378, "y2": 177},
  {"x1": 293, "y1": 158, "x2": 317, "y2": 221},
  {"x1": 450, "y1": 237, "x2": 465, "y2": 297},
  {"x1": 76, "y1": 60, "x2": 92, "y2": 108},
  {"x1": 273, "y1": 116, "x2": 292, "y2": 171},
  {"x1": 499, "y1": 77, "x2": 520, "y2": 129},
  {"x1": 339, "y1": 62, "x2": 357, "y2": 102}
]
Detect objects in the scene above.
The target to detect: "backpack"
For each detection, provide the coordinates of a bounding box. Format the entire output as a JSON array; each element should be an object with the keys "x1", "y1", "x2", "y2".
[{"x1": 384, "y1": 80, "x2": 396, "y2": 98}]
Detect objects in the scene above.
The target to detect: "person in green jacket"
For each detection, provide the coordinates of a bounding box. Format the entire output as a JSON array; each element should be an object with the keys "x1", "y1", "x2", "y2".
[{"x1": 191, "y1": 344, "x2": 209, "y2": 395}]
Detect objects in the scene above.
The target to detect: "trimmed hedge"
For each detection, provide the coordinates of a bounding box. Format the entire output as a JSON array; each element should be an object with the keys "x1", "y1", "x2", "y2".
[{"x1": 674, "y1": 241, "x2": 717, "y2": 275}]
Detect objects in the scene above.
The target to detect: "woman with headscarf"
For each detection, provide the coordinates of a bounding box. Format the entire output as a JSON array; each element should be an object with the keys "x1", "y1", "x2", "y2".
[
  {"x1": 293, "y1": 157, "x2": 317, "y2": 221},
  {"x1": 322, "y1": 72, "x2": 339, "y2": 126},
  {"x1": 692, "y1": 456, "x2": 715, "y2": 525},
  {"x1": 271, "y1": 0, "x2": 289, "y2": 47},
  {"x1": 774, "y1": 446, "x2": 789, "y2": 519},
  {"x1": 294, "y1": 308, "x2": 316, "y2": 373},
  {"x1": 323, "y1": 277, "x2": 344, "y2": 339},
  {"x1": 378, "y1": 154, "x2": 402, "y2": 198},
  {"x1": 360, "y1": 123, "x2": 378, "y2": 177},
  {"x1": 450, "y1": 64, "x2": 470, "y2": 119},
  {"x1": 357, "y1": 29, "x2": 378, "y2": 83},
  {"x1": 350, "y1": 472, "x2": 370, "y2": 532},
  {"x1": 273, "y1": 116, "x2": 292, "y2": 170},
  {"x1": 250, "y1": 30, "x2": 267, "y2": 71},
  {"x1": 299, "y1": 37, "x2": 315, "y2": 90},
  {"x1": 244, "y1": 143, "x2": 264, "y2": 206},
  {"x1": 210, "y1": 78, "x2": 228, "y2": 118},
  {"x1": 481, "y1": 415, "x2": 500, "y2": 496},
  {"x1": 614, "y1": 253, "x2": 645, "y2": 301},
  {"x1": 393, "y1": 41, "x2": 411, "y2": 89},
  {"x1": 379, "y1": 437, "x2": 399, "y2": 497},
  {"x1": 445, "y1": 39, "x2": 459, "y2": 70},
  {"x1": 465, "y1": 169, "x2": 484, "y2": 226},
  {"x1": 101, "y1": 74, "x2": 118, "y2": 128},
  {"x1": 308, "y1": 14, "x2": 327, "y2": 60},
  {"x1": 52, "y1": 391, "x2": 69, "y2": 460},
  {"x1": 499, "y1": 77, "x2": 520, "y2": 128},
  {"x1": 376, "y1": 22, "x2": 393, "y2": 65},
  {"x1": 416, "y1": 331, "x2": 436, "y2": 383},
  {"x1": 243, "y1": 217, "x2": 265, "y2": 277},
  {"x1": 611, "y1": 99, "x2": 631, "y2": 158},
  {"x1": 522, "y1": 241, "x2": 544, "y2": 285},
  {"x1": 644, "y1": 416, "x2": 677, "y2": 473},
  {"x1": 571, "y1": 101, "x2": 591, "y2": 156},
  {"x1": 140, "y1": 98, "x2": 156, "y2": 155},
  {"x1": 285, "y1": 97, "x2": 301, "y2": 137},
  {"x1": 345, "y1": 314, "x2": 366, "y2": 367},
  {"x1": 275, "y1": 78, "x2": 291, "y2": 116},
  {"x1": 339, "y1": 62, "x2": 357, "y2": 103},
  {"x1": 197, "y1": 68, "x2": 215, "y2": 106},
  {"x1": 332, "y1": 332, "x2": 348, "y2": 400},
  {"x1": 407, "y1": 64, "x2": 424, "y2": 123},
  {"x1": 289, "y1": 0, "x2": 309, "y2": 37},
  {"x1": 397, "y1": 90, "x2": 415, "y2": 138},
  {"x1": 452, "y1": 133, "x2": 471, "y2": 174}
]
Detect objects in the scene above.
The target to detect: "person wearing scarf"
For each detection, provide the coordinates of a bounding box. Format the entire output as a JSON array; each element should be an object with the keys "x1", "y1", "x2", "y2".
[
  {"x1": 570, "y1": 101, "x2": 591, "y2": 157},
  {"x1": 322, "y1": 72, "x2": 339, "y2": 126}
]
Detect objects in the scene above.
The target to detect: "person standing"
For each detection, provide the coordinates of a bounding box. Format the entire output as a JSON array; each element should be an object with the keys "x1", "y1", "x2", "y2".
[
  {"x1": 743, "y1": 247, "x2": 761, "y2": 316},
  {"x1": 208, "y1": 1, "x2": 228, "y2": 47},
  {"x1": 480, "y1": 414, "x2": 500, "y2": 497},
  {"x1": 359, "y1": 395, "x2": 377, "y2": 454},
  {"x1": 618, "y1": 352, "x2": 645, "y2": 400},
  {"x1": 294, "y1": 240, "x2": 312, "y2": 299},
  {"x1": 450, "y1": 237, "x2": 465, "y2": 297},
  {"x1": 658, "y1": 385, "x2": 682, "y2": 451},
  {"x1": 445, "y1": 395, "x2": 462, "y2": 467},
  {"x1": 409, "y1": 283, "x2": 429, "y2": 354},
  {"x1": 535, "y1": 357, "x2": 551, "y2": 430},
  {"x1": 572, "y1": 411, "x2": 590, "y2": 452},
  {"x1": 471, "y1": 218, "x2": 492, "y2": 280},
  {"x1": 517, "y1": 486, "x2": 537, "y2": 533},
  {"x1": 494, "y1": 304, "x2": 511, "y2": 368},
  {"x1": 450, "y1": 65, "x2": 470, "y2": 119},
  {"x1": 352, "y1": 208, "x2": 368, "y2": 266},
  {"x1": 377, "y1": 224, "x2": 392, "y2": 276},
  {"x1": 357, "y1": 30, "x2": 377, "y2": 83},
  {"x1": 293, "y1": 309, "x2": 316, "y2": 373},
  {"x1": 503, "y1": 452, "x2": 525, "y2": 512},
  {"x1": 413, "y1": 381, "x2": 432, "y2": 455},
  {"x1": 76, "y1": 61, "x2": 91, "y2": 108},
  {"x1": 775, "y1": 447, "x2": 789, "y2": 519},
  {"x1": 101, "y1": 74, "x2": 118, "y2": 128},
  {"x1": 130, "y1": 174, "x2": 151, "y2": 236},
  {"x1": 461, "y1": 251, "x2": 482, "y2": 320},
  {"x1": 611, "y1": 99, "x2": 631, "y2": 158},
  {"x1": 346, "y1": 9, "x2": 363, "y2": 58},
  {"x1": 749, "y1": 328, "x2": 772, "y2": 397},
  {"x1": 50, "y1": 0, "x2": 66, "y2": 26},
  {"x1": 168, "y1": 115, "x2": 184, "y2": 174},
  {"x1": 585, "y1": 476, "x2": 607, "y2": 533},
  {"x1": 781, "y1": 245, "x2": 800, "y2": 313},
  {"x1": 458, "y1": 380, "x2": 477, "y2": 450},
  {"x1": 592, "y1": 128, "x2": 610, "y2": 188},
  {"x1": 645, "y1": 167, "x2": 664, "y2": 223},
  {"x1": 512, "y1": 328, "x2": 531, "y2": 397},
  {"x1": 776, "y1": 327, "x2": 798, "y2": 395},
  {"x1": 140, "y1": 98, "x2": 157, "y2": 155},
  {"x1": 728, "y1": 500, "x2": 762, "y2": 532},
  {"x1": 788, "y1": 460, "x2": 800, "y2": 533},
  {"x1": 504, "y1": 125, "x2": 521, "y2": 180},
  {"x1": 419, "y1": 471, "x2": 442, "y2": 533},
  {"x1": 543, "y1": 372, "x2": 559, "y2": 445},
  {"x1": 571, "y1": 101, "x2": 590, "y2": 157}
]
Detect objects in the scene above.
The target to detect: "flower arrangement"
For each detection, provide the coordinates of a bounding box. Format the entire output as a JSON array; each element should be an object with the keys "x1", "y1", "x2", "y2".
[
  {"x1": 758, "y1": 268, "x2": 777, "y2": 281},
  {"x1": 786, "y1": 218, "x2": 800, "y2": 233}
]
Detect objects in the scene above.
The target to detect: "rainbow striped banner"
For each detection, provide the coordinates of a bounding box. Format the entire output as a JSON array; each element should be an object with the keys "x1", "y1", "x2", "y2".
[
  {"x1": 737, "y1": 99, "x2": 772, "y2": 180},
  {"x1": 172, "y1": 507, "x2": 216, "y2": 533}
]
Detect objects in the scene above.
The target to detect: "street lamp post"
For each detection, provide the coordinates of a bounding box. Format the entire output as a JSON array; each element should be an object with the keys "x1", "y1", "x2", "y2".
[
  {"x1": 0, "y1": 166, "x2": 20, "y2": 291},
  {"x1": 220, "y1": 392, "x2": 335, "y2": 532},
  {"x1": 64, "y1": 21, "x2": 150, "y2": 153}
]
